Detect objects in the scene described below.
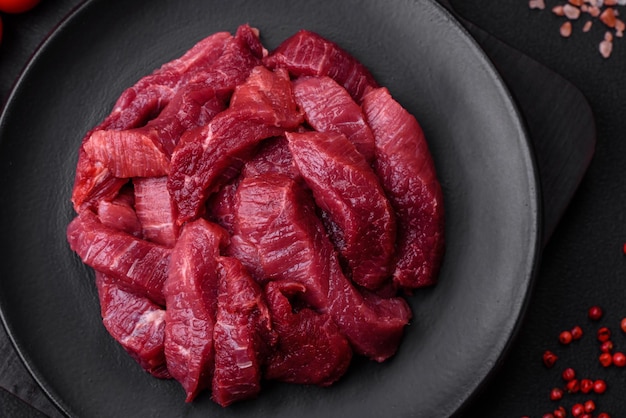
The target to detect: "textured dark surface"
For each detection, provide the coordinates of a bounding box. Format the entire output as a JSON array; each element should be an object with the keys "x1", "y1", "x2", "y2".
[{"x1": 0, "y1": 0, "x2": 613, "y2": 417}]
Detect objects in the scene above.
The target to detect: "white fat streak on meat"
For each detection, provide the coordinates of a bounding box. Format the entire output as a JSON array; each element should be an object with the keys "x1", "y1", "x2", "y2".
[{"x1": 120, "y1": 309, "x2": 166, "y2": 346}]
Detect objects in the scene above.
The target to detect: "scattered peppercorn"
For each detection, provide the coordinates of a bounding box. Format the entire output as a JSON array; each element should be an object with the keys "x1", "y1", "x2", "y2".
[
  {"x1": 597, "y1": 327, "x2": 611, "y2": 342},
  {"x1": 593, "y1": 379, "x2": 607, "y2": 394},
  {"x1": 562, "y1": 367, "x2": 576, "y2": 381},
  {"x1": 554, "y1": 406, "x2": 566, "y2": 418},
  {"x1": 580, "y1": 378, "x2": 594, "y2": 393},
  {"x1": 566, "y1": 378, "x2": 581, "y2": 393},
  {"x1": 612, "y1": 351, "x2": 626, "y2": 367},
  {"x1": 584, "y1": 399, "x2": 596, "y2": 413},
  {"x1": 550, "y1": 387, "x2": 564, "y2": 401},
  {"x1": 588, "y1": 306, "x2": 603, "y2": 320},
  {"x1": 571, "y1": 325, "x2": 583, "y2": 340},
  {"x1": 543, "y1": 350, "x2": 559, "y2": 368},
  {"x1": 599, "y1": 352, "x2": 613, "y2": 367},
  {"x1": 560, "y1": 330, "x2": 574, "y2": 344},
  {"x1": 600, "y1": 340, "x2": 614, "y2": 352},
  {"x1": 571, "y1": 402, "x2": 585, "y2": 417}
]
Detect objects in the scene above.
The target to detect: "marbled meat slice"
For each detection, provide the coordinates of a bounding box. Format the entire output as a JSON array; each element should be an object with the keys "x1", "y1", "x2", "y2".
[
  {"x1": 241, "y1": 137, "x2": 299, "y2": 180},
  {"x1": 95, "y1": 272, "x2": 170, "y2": 379},
  {"x1": 233, "y1": 174, "x2": 329, "y2": 308},
  {"x1": 133, "y1": 177, "x2": 178, "y2": 247},
  {"x1": 211, "y1": 256, "x2": 276, "y2": 407},
  {"x1": 362, "y1": 87, "x2": 445, "y2": 290},
  {"x1": 71, "y1": 24, "x2": 261, "y2": 212},
  {"x1": 233, "y1": 174, "x2": 411, "y2": 361},
  {"x1": 292, "y1": 76, "x2": 375, "y2": 161},
  {"x1": 264, "y1": 29, "x2": 379, "y2": 104},
  {"x1": 96, "y1": 185, "x2": 142, "y2": 237},
  {"x1": 82, "y1": 87, "x2": 228, "y2": 178},
  {"x1": 286, "y1": 131, "x2": 396, "y2": 290},
  {"x1": 101, "y1": 30, "x2": 232, "y2": 131},
  {"x1": 164, "y1": 219, "x2": 228, "y2": 402},
  {"x1": 168, "y1": 66, "x2": 303, "y2": 225},
  {"x1": 82, "y1": 24, "x2": 265, "y2": 180},
  {"x1": 66, "y1": 211, "x2": 170, "y2": 305},
  {"x1": 264, "y1": 281, "x2": 352, "y2": 386}
]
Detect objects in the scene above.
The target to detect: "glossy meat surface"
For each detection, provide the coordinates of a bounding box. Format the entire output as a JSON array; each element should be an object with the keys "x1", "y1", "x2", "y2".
[
  {"x1": 67, "y1": 211, "x2": 170, "y2": 305},
  {"x1": 264, "y1": 29, "x2": 379, "y2": 103},
  {"x1": 233, "y1": 174, "x2": 411, "y2": 361},
  {"x1": 293, "y1": 76, "x2": 375, "y2": 161},
  {"x1": 96, "y1": 272, "x2": 170, "y2": 379},
  {"x1": 168, "y1": 66, "x2": 303, "y2": 224},
  {"x1": 363, "y1": 87, "x2": 445, "y2": 289},
  {"x1": 211, "y1": 257, "x2": 276, "y2": 407},
  {"x1": 164, "y1": 219, "x2": 228, "y2": 402},
  {"x1": 287, "y1": 131, "x2": 396, "y2": 289}
]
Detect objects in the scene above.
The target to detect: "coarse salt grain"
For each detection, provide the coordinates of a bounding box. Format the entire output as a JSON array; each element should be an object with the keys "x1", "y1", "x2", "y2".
[
  {"x1": 600, "y1": 7, "x2": 618, "y2": 26},
  {"x1": 531, "y1": 0, "x2": 625, "y2": 58},
  {"x1": 561, "y1": 20, "x2": 574, "y2": 36},
  {"x1": 600, "y1": 38, "x2": 614, "y2": 56},
  {"x1": 564, "y1": 3, "x2": 583, "y2": 18}
]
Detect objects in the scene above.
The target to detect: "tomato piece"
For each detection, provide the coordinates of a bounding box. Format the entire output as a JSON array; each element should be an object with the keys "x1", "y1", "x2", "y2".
[{"x1": 0, "y1": 0, "x2": 40, "y2": 14}]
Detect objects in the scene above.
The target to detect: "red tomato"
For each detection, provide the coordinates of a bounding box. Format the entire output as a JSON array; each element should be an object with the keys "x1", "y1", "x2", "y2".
[{"x1": 0, "y1": 0, "x2": 40, "y2": 14}]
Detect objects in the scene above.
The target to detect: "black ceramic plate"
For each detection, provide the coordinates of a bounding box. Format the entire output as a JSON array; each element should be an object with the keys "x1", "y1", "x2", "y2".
[{"x1": 0, "y1": 0, "x2": 540, "y2": 417}]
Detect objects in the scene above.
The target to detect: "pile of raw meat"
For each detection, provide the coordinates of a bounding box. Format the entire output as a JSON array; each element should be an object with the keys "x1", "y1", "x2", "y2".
[{"x1": 66, "y1": 24, "x2": 445, "y2": 407}]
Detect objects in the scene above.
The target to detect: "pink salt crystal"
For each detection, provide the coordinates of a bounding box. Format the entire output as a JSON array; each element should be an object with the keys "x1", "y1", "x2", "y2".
[
  {"x1": 564, "y1": 4, "x2": 582, "y2": 19},
  {"x1": 583, "y1": 20, "x2": 593, "y2": 31},
  {"x1": 553, "y1": 5, "x2": 565, "y2": 15},
  {"x1": 599, "y1": 39, "x2": 613, "y2": 57},
  {"x1": 588, "y1": 6, "x2": 601, "y2": 17},
  {"x1": 560, "y1": 21, "x2": 573, "y2": 37},
  {"x1": 529, "y1": 0, "x2": 546, "y2": 9}
]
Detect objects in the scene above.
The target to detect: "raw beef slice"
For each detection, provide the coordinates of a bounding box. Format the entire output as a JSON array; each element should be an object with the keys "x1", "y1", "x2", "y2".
[
  {"x1": 212, "y1": 256, "x2": 276, "y2": 407},
  {"x1": 164, "y1": 219, "x2": 228, "y2": 401},
  {"x1": 67, "y1": 211, "x2": 170, "y2": 305},
  {"x1": 264, "y1": 29, "x2": 379, "y2": 104},
  {"x1": 168, "y1": 66, "x2": 303, "y2": 224},
  {"x1": 362, "y1": 87, "x2": 445, "y2": 290},
  {"x1": 233, "y1": 174, "x2": 411, "y2": 361},
  {"x1": 286, "y1": 131, "x2": 396, "y2": 290},
  {"x1": 96, "y1": 272, "x2": 170, "y2": 379}
]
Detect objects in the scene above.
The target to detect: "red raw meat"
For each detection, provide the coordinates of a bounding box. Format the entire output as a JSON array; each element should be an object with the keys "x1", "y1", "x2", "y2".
[
  {"x1": 241, "y1": 137, "x2": 299, "y2": 179},
  {"x1": 71, "y1": 25, "x2": 260, "y2": 212},
  {"x1": 264, "y1": 281, "x2": 352, "y2": 386},
  {"x1": 96, "y1": 186, "x2": 142, "y2": 237},
  {"x1": 264, "y1": 30, "x2": 379, "y2": 104},
  {"x1": 82, "y1": 88, "x2": 228, "y2": 179},
  {"x1": 362, "y1": 87, "x2": 445, "y2": 289},
  {"x1": 293, "y1": 76, "x2": 375, "y2": 161},
  {"x1": 211, "y1": 256, "x2": 276, "y2": 407},
  {"x1": 168, "y1": 66, "x2": 303, "y2": 225},
  {"x1": 164, "y1": 219, "x2": 228, "y2": 402},
  {"x1": 102, "y1": 30, "x2": 232, "y2": 131},
  {"x1": 133, "y1": 177, "x2": 178, "y2": 247},
  {"x1": 233, "y1": 174, "x2": 411, "y2": 361},
  {"x1": 286, "y1": 131, "x2": 396, "y2": 290},
  {"x1": 95, "y1": 272, "x2": 170, "y2": 379},
  {"x1": 82, "y1": 25, "x2": 264, "y2": 179},
  {"x1": 67, "y1": 211, "x2": 170, "y2": 305}
]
